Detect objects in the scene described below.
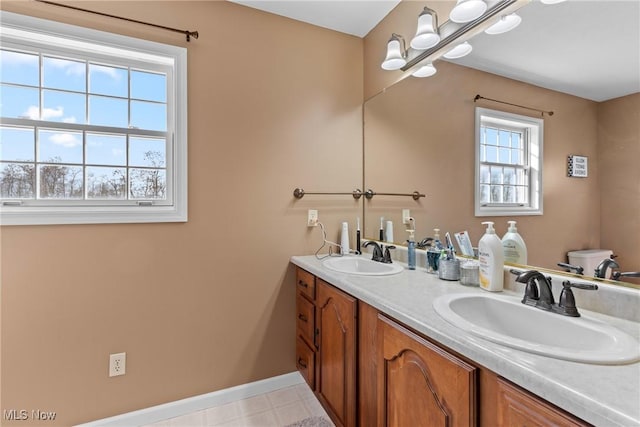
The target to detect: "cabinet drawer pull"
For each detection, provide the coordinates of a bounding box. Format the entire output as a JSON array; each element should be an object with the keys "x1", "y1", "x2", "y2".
[
  {"x1": 298, "y1": 280, "x2": 308, "y2": 288},
  {"x1": 297, "y1": 357, "x2": 308, "y2": 369},
  {"x1": 298, "y1": 313, "x2": 308, "y2": 322}
]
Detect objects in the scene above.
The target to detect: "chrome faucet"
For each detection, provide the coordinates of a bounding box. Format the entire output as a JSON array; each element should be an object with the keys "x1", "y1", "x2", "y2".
[
  {"x1": 363, "y1": 241, "x2": 395, "y2": 264},
  {"x1": 594, "y1": 257, "x2": 619, "y2": 279},
  {"x1": 363, "y1": 241, "x2": 384, "y2": 262},
  {"x1": 613, "y1": 271, "x2": 640, "y2": 281},
  {"x1": 512, "y1": 270, "x2": 555, "y2": 310},
  {"x1": 557, "y1": 262, "x2": 584, "y2": 275},
  {"x1": 510, "y1": 270, "x2": 598, "y2": 317}
]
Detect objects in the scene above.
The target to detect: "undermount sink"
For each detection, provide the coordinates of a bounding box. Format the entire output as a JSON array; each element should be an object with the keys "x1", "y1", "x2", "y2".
[
  {"x1": 323, "y1": 256, "x2": 404, "y2": 276},
  {"x1": 433, "y1": 293, "x2": 640, "y2": 365}
]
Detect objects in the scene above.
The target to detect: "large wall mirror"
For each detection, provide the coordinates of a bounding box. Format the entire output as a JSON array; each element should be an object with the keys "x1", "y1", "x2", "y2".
[{"x1": 363, "y1": 0, "x2": 640, "y2": 286}]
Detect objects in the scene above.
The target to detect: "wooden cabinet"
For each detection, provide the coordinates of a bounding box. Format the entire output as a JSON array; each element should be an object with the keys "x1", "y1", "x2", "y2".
[
  {"x1": 295, "y1": 268, "x2": 316, "y2": 389},
  {"x1": 294, "y1": 269, "x2": 357, "y2": 427},
  {"x1": 316, "y1": 279, "x2": 357, "y2": 427},
  {"x1": 377, "y1": 314, "x2": 477, "y2": 427},
  {"x1": 496, "y1": 378, "x2": 590, "y2": 427},
  {"x1": 294, "y1": 267, "x2": 589, "y2": 427}
]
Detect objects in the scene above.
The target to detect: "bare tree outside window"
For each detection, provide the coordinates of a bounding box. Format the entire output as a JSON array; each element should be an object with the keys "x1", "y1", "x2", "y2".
[
  {"x1": 0, "y1": 163, "x2": 35, "y2": 198},
  {"x1": 129, "y1": 150, "x2": 166, "y2": 199},
  {"x1": 39, "y1": 157, "x2": 83, "y2": 198}
]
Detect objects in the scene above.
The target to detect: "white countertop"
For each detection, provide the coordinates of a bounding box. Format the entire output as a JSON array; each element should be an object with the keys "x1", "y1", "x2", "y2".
[{"x1": 291, "y1": 254, "x2": 640, "y2": 427}]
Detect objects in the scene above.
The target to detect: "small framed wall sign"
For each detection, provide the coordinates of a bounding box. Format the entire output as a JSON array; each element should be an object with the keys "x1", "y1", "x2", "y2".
[{"x1": 567, "y1": 155, "x2": 588, "y2": 177}]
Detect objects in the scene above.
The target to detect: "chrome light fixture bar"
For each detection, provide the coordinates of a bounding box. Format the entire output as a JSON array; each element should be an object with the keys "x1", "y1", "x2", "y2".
[{"x1": 401, "y1": 0, "x2": 529, "y2": 72}]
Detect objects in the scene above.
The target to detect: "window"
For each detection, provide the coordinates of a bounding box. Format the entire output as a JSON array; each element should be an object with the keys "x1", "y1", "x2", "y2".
[
  {"x1": 475, "y1": 107, "x2": 543, "y2": 216},
  {"x1": 0, "y1": 12, "x2": 187, "y2": 225}
]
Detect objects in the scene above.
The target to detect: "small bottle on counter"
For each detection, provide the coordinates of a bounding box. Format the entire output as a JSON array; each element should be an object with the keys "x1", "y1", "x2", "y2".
[{"x1": 407, "y1": 228, "x2": 416, "y2": 270}]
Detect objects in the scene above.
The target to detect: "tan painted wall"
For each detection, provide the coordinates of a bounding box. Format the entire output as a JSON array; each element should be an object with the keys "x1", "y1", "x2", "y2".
[
  {"x1": 0, "y1": 1, "x2": 363, "y2": 425},
  {"x1": 598, "y1": 93, "x2": 640, "y2": 284},
  {"x1": 363, "y1": 61, "x2": 601, "y2": 270}
]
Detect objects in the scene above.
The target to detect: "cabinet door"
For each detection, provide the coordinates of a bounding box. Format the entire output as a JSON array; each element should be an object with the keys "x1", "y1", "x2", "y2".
[
  {"x1": 496, "y1": 378, "x2": 590, "y2": 427},
  {"x1": 317, "y1": 279, "x2": 357, "y2": 427},
  {"x1": 377, "y1": 315, "x2": 477, "y2": 427}
]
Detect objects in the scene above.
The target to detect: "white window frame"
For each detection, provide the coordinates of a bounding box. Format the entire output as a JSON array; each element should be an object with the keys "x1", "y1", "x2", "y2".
[
  {"x1": 475, "y1": 107, "x2": 543, "y2": 217},
  {"x1": 0, "y1": 11, "x2": 187, "y2": 225}
]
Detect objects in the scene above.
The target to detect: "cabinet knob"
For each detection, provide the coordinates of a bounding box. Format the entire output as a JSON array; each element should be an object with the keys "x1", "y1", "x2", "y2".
[
  {"x1": 298, "y1": 313, "x2": 308, "y2": 322},
  {"x1": 298, "y1": 280, "x2": 308, "y2": 288},
  {"x1": 297, "y1": 357, "x2": 307, "y2": 369}
]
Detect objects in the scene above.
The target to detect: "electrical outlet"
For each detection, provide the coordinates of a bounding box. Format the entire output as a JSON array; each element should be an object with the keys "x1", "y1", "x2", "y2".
[
  {"x1": 402, "y1": 209, "x2": 411, "y2": 225},
  {"x1": 109, "y1": 352, "x2": 126, "y2": 377},
  {"x1": 307, "y1": 209, "x2": 318, "y2": 227}
]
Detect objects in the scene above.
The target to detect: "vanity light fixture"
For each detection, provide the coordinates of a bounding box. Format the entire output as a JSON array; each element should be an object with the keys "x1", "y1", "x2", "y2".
[
  {"x1": 410, "y1": 7, "x2": 440, "y2": 50},
  {"x1": 450, "y1": 0, "x2": 488, "y2": 23},
  {"x1": 381, "y1": 0, "x2": 528, "y2": 76},
  {"x1": 540, "y1": 0, "x2": 566, "y2": 4},
  {"x1": 484, "y1": 13, "x2": 522, "y2": 34},
  {"x1": 412, "y1": 62, "x2": 437, "y2": 78},
  {"x1": 443, "y1": 41, "x2": 473, "y2": 59},
  {"x1": 381, "y1": 33, "x2": 407, "y2": 70}
]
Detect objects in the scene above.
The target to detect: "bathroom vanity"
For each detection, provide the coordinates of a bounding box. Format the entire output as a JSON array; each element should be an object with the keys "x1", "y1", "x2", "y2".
[{"x1": 291, "y1": 255, "x2": 640, "y2": 427}]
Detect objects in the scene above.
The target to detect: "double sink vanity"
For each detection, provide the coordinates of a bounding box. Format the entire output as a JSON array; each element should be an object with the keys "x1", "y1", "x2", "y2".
[{"x1": 291, "y1": 254, "x2": 640, "y2": 427}]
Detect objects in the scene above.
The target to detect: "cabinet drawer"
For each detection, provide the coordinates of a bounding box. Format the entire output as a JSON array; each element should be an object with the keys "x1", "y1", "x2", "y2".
[
  {"x1": 296, "y1": 294, "x2": 315, "y2": 347},
  {"x1": 296, "y1": 268, "x2": 316, "y2": 300},
  {"x1": 296, "y1": 337, "x2": 315, "y2": 389}
]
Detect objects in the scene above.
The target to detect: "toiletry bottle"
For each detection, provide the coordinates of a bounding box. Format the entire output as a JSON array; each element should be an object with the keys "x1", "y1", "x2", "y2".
[
  {"x1": 406, "y1": 229, "x2": 416, "y2": 270},
  {"x1": 340, "y1": 222, "x2": 350, "y2": 255},
  {"x1": 356, "y1": 217, "x2": 361, "y2": 255},
  {"x1": 502, "y1": 220, "x2": 527, "y2": 264},
  {"x1": 478, "y1": 221, "x2": 504, "y2": 292},
  {"x1": 379, "y1": 217, "x2": 385, "y2": 241},
  {"x1": 427, "y1": 228, "x2": 443, "y2": 274},
  {"x1": 385, "y1": 220, "x2": 394, "y2": 243}
]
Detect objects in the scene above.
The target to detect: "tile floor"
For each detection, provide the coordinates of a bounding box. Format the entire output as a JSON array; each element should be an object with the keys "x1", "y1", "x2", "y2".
[{"x1": 143, "y1": 383, "x2": 335, "y2": 427}]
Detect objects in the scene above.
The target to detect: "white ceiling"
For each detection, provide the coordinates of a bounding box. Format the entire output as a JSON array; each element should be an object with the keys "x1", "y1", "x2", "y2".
[
  {"x1": 227, "y1": 0, "x2": 401, "y2": 38},
  {"x1": 228, "y1": 0, "x2": 640, "y2": 102}
]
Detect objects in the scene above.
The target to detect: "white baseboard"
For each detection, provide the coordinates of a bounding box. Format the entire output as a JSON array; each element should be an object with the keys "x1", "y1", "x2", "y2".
[{"x1": 76, "y1": 371, "x2": 304, "y2": 427}]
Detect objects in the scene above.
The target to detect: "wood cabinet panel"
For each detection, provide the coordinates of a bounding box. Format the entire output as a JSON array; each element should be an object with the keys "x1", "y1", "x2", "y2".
[
  {"x1": 296, "y1": 293, "x2": 315, "y2": 348},
  {"x1": 377, "y1": 315, "x2": 477, "y2": 427},
  {"x1": 296, "y1": 268, "x2": 316, "y2": 301},
  {"x1": 496, "y1": 378, "x2": 590, "y2": 427},
  {"x1": 358, "y1": 302, "x2": 379, "y2": 427},
  {"x1": 317, "y1": 279, "x2": 357, "y2": 427},
  {"x1": 296, "y1": 336, "x2": 315, "y2": 389}
]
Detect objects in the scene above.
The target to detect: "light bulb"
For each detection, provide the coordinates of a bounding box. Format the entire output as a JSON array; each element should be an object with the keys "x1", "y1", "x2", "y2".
[
  {"x1": 412, "y1": 63, "x2": 437, "y2": 78},
  {"x1": 450, "y1": 0, "x2": 487, "y2": 23},
  {"x1": 410, "y1": 7, "x2": 440, "y2": 50},
  {"x1": 381, "y1": 35, "x2": 406, "y2": 70},
  {"x1": 485, "y1": 13, "x2": 522, "y2": 35},
  {"x1": 443, "y1": 41, "x2": 473, "y2": 59}
]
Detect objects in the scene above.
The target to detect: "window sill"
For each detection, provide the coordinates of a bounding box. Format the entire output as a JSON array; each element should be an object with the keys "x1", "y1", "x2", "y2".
[
  {"x1": 475, "y1": 206, "x2": 542, "y2": 217},
  {"x1": 0, "y1": 204, "x2": 187, "y2": 226}
]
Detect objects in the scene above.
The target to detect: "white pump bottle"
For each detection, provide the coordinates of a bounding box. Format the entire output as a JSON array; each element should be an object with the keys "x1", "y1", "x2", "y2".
[
  {"x1": 478, "y1": 221, "x2": 504, "y2": 292},
  {"x1": 502, "y1": 220, "x2": 527, "y2": 264}
]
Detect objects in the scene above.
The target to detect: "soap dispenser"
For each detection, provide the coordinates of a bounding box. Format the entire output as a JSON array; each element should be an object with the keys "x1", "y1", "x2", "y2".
[
  {"x1": 478, "y1": 221, "x2": 504, "y2": 292},
  {"x1": 502, "y1": 220, "x2": 527, "y2": 264},
  {"x1": 406, "y1": 218, "x2": 416, "y2": 270}
]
